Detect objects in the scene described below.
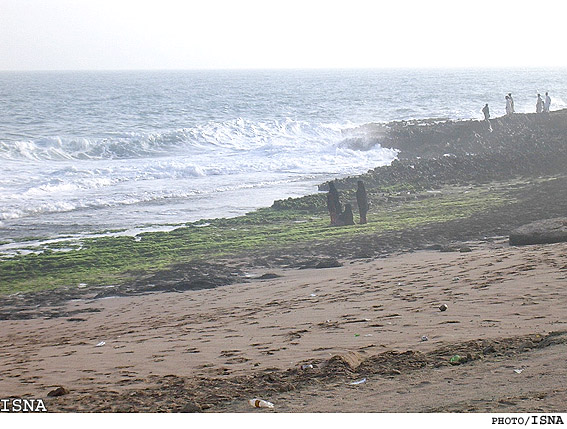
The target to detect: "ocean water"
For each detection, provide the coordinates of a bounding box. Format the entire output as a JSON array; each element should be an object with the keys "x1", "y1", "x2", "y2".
[{"x1": 1, "y1": 68, "x2": 566, "y2": 248}]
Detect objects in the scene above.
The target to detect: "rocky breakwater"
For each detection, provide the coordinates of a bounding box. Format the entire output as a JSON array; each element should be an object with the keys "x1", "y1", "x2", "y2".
[{"x1": 323, "y1": 110, "x2": 567, "y2": 192}]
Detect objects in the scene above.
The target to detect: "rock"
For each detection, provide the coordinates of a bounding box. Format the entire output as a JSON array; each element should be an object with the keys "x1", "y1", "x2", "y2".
[
  {"x1": 509, "y1": 218, "x2": 567, "y2": 245},
  {"x1": 426, "y1": 244, "x2": 443, "y2": 251},
  {"x1": 47, "y1": 386, "x2": 69, "y2": 397},
  {"x1": 439, "y1": 245, "x2": 459, "y2": 252},
  {"x1": 257, "y1": 273, "x2": 281, "y2": 280},
  {"x1": 315, "y1": 258, "x2": 342, "y2": 269},
  {"x1": 179, "y1": 402, "x2": 202, "y2": 413},
  {"x1": 296, "y1": 258, "x2": 342, "y2": 269}
]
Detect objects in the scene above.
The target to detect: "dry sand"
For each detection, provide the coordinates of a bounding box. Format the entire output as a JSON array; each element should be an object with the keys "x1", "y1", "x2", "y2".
[{"x1": 1, "y1": 239, "x2": 566, "y2": 412}]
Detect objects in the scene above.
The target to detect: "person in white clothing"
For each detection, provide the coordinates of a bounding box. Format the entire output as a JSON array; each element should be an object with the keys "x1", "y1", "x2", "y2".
[
  {"x1": 508, "y1": 93, "x2": 515, "y2": 113},
  {"x1": 544, "y1": 92, "x2": 551, "y2": 113},
  {"x1": 505, "y1": 95, "x2": 512, "y2": 115},
  {"x1": 536, "y1": 94, "x2": 544, "y2": 113}
]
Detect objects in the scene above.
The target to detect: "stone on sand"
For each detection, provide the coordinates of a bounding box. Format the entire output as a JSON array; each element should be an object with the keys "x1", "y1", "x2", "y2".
[
  {"x1": 509, "y1": 218, "x2": 567, "y2": 245},
  {"x1": 47, "y1": 386, "x2": 69, "y2": 397}
]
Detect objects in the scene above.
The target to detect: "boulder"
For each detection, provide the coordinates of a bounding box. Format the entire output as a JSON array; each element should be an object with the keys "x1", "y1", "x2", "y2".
[
  {"x1": 297, "y1": 258, "x2": 342, "y2": 269},
  {"x1": 509, "y1": 218, "x2": 567, "y2": 245},
  {"x1": 47, "y1": 386, "x2": 69, "y2": 397}
]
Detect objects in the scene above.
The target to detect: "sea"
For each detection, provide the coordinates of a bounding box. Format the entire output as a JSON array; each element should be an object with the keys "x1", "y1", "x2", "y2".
[{"x1": 1, "y1": 68, "x2": 566, "y2": 252}]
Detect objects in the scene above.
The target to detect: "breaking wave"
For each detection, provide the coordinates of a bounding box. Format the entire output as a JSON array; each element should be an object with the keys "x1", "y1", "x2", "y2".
[
  {"x1": 0, "y1": 118, "x2": 386, "y2": 161},
  {"x1": 0, "y1": 118, "x2": 397, "y2": 224}
]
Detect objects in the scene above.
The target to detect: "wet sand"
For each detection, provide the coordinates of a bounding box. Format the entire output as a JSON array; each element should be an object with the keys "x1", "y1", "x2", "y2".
[{"x1": 2, "y1": 239, "x2": 566, "y2": 412}]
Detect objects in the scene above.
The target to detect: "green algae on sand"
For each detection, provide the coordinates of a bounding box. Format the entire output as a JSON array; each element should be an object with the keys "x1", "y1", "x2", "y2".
[{"x1": 0, "y1": 183, "x2": 509, "y2": 295}]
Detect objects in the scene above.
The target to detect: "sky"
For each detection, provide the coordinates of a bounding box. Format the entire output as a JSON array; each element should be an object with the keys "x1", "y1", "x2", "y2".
[{"x1": 1, "y1": 0, "x2": 566, "y2": 71}]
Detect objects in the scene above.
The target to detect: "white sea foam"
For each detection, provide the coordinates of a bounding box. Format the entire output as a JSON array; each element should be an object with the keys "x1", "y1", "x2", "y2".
[
  {"x1": 0, "y1": 118, "x2": 366, "y2": 162},
  {"x1": 0, "y1": 116, "x2": 397, "y2": 225}
]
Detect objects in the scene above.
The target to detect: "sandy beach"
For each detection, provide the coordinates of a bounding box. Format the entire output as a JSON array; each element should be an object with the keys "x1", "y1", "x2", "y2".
[
  {"x1": 2, "y1": 238, "x2": 566, "y2": 412},
  {"x1": 3, "y1": 3, "x2": 567, "y2": 416}
]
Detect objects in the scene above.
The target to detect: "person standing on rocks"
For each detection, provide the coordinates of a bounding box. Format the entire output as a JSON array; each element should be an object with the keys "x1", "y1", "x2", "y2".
[
  {"x1": 536, "y1": 94, "x2": 544, "y2": 113},
  {"x1": 508, "y1": 93, "x2": 515, "y2": 113},
  {"x1": 505, "y1": 95, "x2": 513, "y2": 115},
  {"x1": 327, "y1": 181, "x2": 342, "y2": 226},
  {"x1": 482, "y1": 103, "x2": 490, "y2": 120},
  {"x1": 544, "y1": 92, "x2": 551, "y2": 113},
  {"x1": 356, "y1": 180, "x2": 369, "y2": 224}
]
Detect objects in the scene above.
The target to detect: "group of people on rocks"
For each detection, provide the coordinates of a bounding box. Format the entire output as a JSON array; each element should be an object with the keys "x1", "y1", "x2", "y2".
[
  {"x1": 327, "y1": 180, "x2": 368, "y2": 226},
  {"x1": 535, "y1": 92, "x2": 551, "y2": 114},
  {"x1": 482, "y1": 92, "x2": 552, "y2": 120}
]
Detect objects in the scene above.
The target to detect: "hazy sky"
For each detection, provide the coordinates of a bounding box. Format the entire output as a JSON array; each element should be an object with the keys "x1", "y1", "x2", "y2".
[{"x1": 1, "y1": 0, "x2": 566, "y2": 71}]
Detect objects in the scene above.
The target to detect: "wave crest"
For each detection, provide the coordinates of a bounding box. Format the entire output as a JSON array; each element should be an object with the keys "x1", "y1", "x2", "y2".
[{"x1": 0, "y1": 118, "x2": 385, "y2": 161}]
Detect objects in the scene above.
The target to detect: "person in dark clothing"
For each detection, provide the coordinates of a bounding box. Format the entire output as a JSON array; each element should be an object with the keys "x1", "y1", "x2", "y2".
[
  {"x1": 482, "y1": 103, "x2": 490, "y2": 120},
  {"x1": 338, "y1": 203, "x2": 355, "y2": 226},
  {"x1": 327, "y1": 181, "x2": 342, "y2": 225},
  {"x1": 356, "y1": 180, "x2": 368, "y2": 224}
]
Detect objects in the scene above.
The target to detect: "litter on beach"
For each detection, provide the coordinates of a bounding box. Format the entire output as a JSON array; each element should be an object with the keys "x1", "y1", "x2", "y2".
[
  {"x1": 449, "y1": 355, "x2": 463, "y2": 365},
  {"x1": 95, "y1": 341, "x2": 106, "y2": 347},
  {"x1": 349, "y1": 378, "x2": 367, "y2": 385},
  {"x1": 514, "y1": 369, "x2": 524, "y2": 374},
  {"x1": 248, "y1": 398, "x2": 274, "y2": 409}
]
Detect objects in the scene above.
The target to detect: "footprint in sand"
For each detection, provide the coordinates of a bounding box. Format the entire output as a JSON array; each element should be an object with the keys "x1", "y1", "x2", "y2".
[{"x1": 219, "y1": 349, "x2": 241, "y2": 357}]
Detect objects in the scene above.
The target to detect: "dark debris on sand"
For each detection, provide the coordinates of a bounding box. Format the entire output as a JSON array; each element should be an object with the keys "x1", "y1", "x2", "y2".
[{"x1": 44, "y1": 331, "x2": 567, "y2": 412}]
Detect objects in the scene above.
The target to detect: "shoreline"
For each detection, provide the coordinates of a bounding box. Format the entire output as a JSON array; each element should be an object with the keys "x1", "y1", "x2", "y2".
[
  {"x1": 2, "y1": 110, "x2": 567, "y2": 298},
  {"x1": 2, "y1": 110, "x2": 567, "y2": 411},
  {"x1": 3, "y1": 109, "x2": 565, "y2": 249},
  {"x1": 2, "y1": 109, "x2": 565, "y2": 238}
]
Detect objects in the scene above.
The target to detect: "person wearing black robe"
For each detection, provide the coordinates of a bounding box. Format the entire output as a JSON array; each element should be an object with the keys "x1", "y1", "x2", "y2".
[
  {"x1": 327, "y1": 181, "x2": 342, "y2": 225},
  {"x1": 339, "y1": 203, "x2": 355, "y2": 226},
  {"x1": 356, "y1": 180, "x2": 368, "y2": 224}
]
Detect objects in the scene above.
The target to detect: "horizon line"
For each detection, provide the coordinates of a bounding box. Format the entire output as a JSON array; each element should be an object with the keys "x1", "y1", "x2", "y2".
[{"x1": 2, "y1": 65, "x2": 567, "y2": 73}]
